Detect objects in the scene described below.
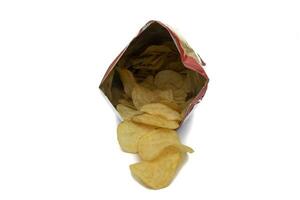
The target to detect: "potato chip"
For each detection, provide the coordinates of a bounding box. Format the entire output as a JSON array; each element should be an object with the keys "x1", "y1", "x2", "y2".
[
  {"x1": 164, "y1": 61, "x2": 185, "y2": 72},
  {"x1": 154, "y1": 89, "x2": 173, "y2": 102},
  {"x1": 182, "y1": 73, "x2": 193, "y2": 94},
  {"x1": 173, "y1": 88, "x2": 186, "y2": 97},
  {"x1": 138, "y1": 128, "x2": 193, "y2": 161},
  {"x1": 175, "y1": 144, "x2": 194, "y2": 154},
  {"x1": 184, "y1": 69, "x2": 205, "y2": 95},
  {"x1": 173, "y1": 88, "x2": 187, "y2": 103},
  {"x1": 118, "y1": 68, "x2": 137, "y2": 97},
  {"x1": 131, "y1": 85, "x2": 160, "y2": 109},
  {"x1": 140, "y1": 45, "x2": 173, "y2": 56},
  {"x1": 116, "y1": 104, "x2": 143, "y2": 120},
  {"x1": 133, "y1": 69, "x2": 153, "y2": 82},
  {"x1": 130, "y1": 146, "x2": 184, "y2": 189},
  {"x1": 131, "y1": 55, "x2": 165, "y2": 70},
  {"x1": 132, "y1": 113, "x2": 179, "y2": 129},
  {"x1": 118, "y1": 98, "x2": 135, "y2": 109},
  {"x1": 117, "y1": 121, "x2": 155, "y2": 153},
  {"x1": 140, "y1": 103, "x2": 181, "y2": 121},
  {"x1": 159, "y1": 100, "x2": 181, "y2": 112},
  {"x1": 143, "y1": 75, "x2": 154, "y2": 83},
  {"x1": 162, "y1": 41, "x2": 178, "y2": 52},
  {"x1": 154, "y1": 70, "x2": 184, "y2": 90},
  {"x1": 140, "y1": 75, "x2": 156, "y2": 90},
  {"x1": 131, "y1": 55, "x2": 156, "y2": 66}
]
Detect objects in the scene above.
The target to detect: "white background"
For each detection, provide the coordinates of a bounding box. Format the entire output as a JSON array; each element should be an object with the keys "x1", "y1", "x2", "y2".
[{"x1": 0, "y1": 0, "x2": 299, "y2": 199}]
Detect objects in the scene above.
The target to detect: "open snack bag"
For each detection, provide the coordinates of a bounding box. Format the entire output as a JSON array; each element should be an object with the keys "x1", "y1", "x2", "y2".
[{"x1": 99, "y1": 20, "x2": 209, "y2": 189}]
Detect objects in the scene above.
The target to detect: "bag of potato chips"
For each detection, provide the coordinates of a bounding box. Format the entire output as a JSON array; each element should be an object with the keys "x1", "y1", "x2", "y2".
[{"x1": 99, "y1": 20, "x2": 209, "y2": 189}]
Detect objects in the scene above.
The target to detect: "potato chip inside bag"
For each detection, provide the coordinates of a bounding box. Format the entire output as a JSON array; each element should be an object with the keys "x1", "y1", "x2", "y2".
[
  {"x1": 131, "y1": 85, "x2": 160, "y2": 109},
  {"x1": 140, "y1": 103, "x2": 181, "y2": 121},
  {"x1": 132, "y1": 113, "x2": 179, "y2": 129},
  {"x1": 116, "y1": 104, "x2": 143, "y2": 120}
]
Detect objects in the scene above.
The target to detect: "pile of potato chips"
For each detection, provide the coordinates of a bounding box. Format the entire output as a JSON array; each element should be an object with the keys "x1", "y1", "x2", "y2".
[{"x1": 113, "y1": 43, "x2": 201, "y2": 189}]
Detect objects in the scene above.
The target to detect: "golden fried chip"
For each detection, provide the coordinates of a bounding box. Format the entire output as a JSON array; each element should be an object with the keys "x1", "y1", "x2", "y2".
[
  {"x1": 138, "y1": 128, "x2": 193, "y2": 161},
  {"x1": 154, "y1": 89, "x2": 173, "y2": 102},
  {"x1": 159, "y1": 101, "x2": 182, "y2": 112},
  {"x1": 175, "y1": 144, "x2": 194, "y2": 154},
  {"x1": 173, "y1": 88, "x2": 187, "y2": 103},
  {"x1": 116, "y1": 104, "x2": 143, "y2": 120},
  {"x1": 132, "y1": 113, "x2": 179, "y2": 129},
  {"x1": 140, "y1": 45, "x2": 173, "y2": 56},
  {"x1": 182, "y1": 73, "x2": 193, "y2": 94},
  {"x1": 130, "y1": 147, "x2": 184, "y2": 189},
  {"x1": 140, "y1": 75, "x2": 156, "y2": 90},
  {"x1": 184, "y1": 69, "x2": 205, "y2": 95},
  {"x1": 118, "y1": 68, "x2": 137, "y2": 97},
  {"x1": 154, "y1": 70, "x2": 184, "y2": 90},
  {"x1": 143, "y1": 75, "x2": 154, "y2": 83},
  {"x1": 131, "y1": 55, "x2": 165, "y2": 70},
  {"x1": 164, "y1": 61, "x2": 185, "y2": 72},
  {"x1": 131, "y1": 85, "x2": 159, "y2": 109},
  {"x1": 118, "y1": 98, "x2": 135, "y2": 109},
  {"x1": 117, "y1": 121, "x2": 155, "y2": 153},
  {"x1": 140, "y1": 103, "x2": 181, "y2": 121},
  {"x1": 162, "y1": 41, "x2": 177, "y2": 52}
]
